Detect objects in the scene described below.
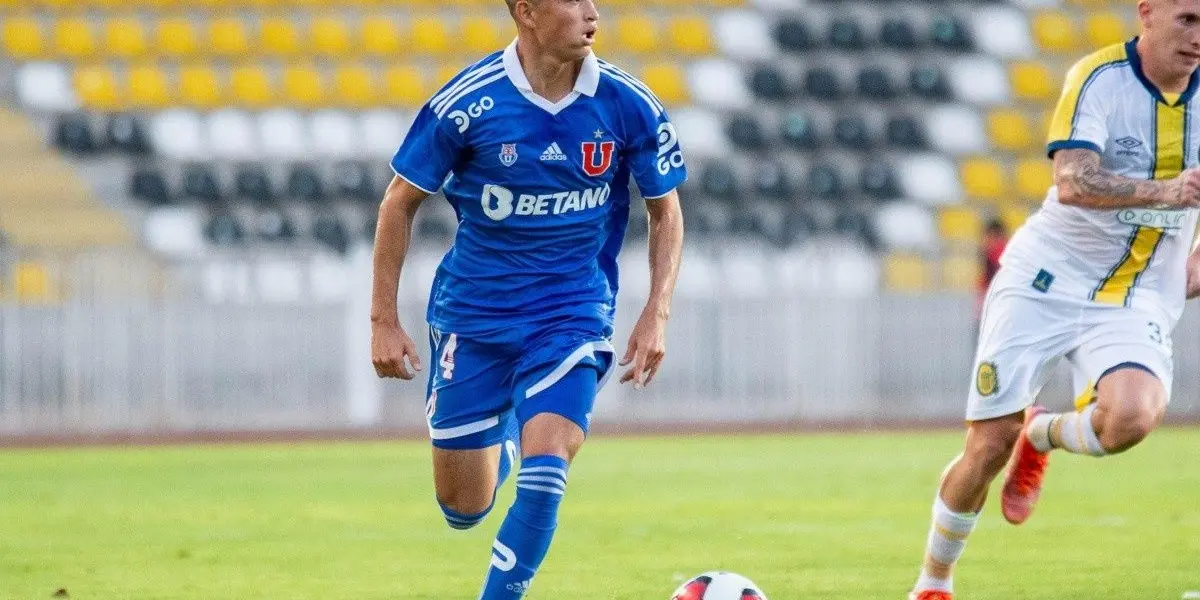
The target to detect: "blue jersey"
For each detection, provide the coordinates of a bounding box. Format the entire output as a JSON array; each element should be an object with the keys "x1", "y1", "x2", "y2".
[{"x1": 391, "y1": 41, "x2": 687, "y2": 341}]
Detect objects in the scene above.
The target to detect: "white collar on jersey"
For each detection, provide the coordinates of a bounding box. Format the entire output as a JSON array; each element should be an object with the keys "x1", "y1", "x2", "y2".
[{"x1": 502, "y1": 38, "x2": 599, "y2": 115}]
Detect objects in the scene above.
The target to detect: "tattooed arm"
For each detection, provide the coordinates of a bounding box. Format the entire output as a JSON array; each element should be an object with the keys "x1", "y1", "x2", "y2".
[{"x1": 1053, "y1": 148, "x2": 1200, "y2": 209}]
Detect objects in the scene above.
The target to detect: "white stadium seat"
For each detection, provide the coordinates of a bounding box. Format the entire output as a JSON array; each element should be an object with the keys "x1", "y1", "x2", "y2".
[
  {"x1": 670, "y1": 106, "x2": 730, "y2": 159},
  {"x1": 924, "y1": 104, "x2": 987, "y2": 155},
  {"x1": 359, "y1": 110, "x2": 408, "y2": 160},
  {"x1": 897, "y1": 153, "x2": 962, "y2": 206},
  {"x1": 143, "y1": 206, "x2": 205, "y2": 258},
  {"x1": 687, "y1": 59, "x2": 753, "y2": 111},
  {"x1": 949, "y1": 56, "x2": 1011, "y2": 106},
  {"x1": 972, "y1": 5, "x2": 1035, "y2": 59},
  {"x1": 255, "y1": 259, "x2": 304, "y2": 303},
  {"x1": 206, "y1": 109, "x2": 258, "y2": 160},
  {"x1": 258, "y1": 109, "x2": 308, "y2": 159},
  {"x1": 712, "y1": 10, "x2": 776, "y2": 60},
  {"x1": 309, "y1": 110, "x2": 358, "y2": 159},
  {"x1": 873, "y1": 202, "x2": 937, "y2": 252},
  {"x1": 17, "y1": 63, "x2": 77, "y2": 112},
  {"x1": 150, "y1": 109, "x2": 205, "y2": 160}
]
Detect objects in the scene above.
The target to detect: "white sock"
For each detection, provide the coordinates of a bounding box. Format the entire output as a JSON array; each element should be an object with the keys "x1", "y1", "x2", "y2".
[
  {"x1": 915, "y1": 495, "x2": 979, "y2": 592},
  {"x1": 1031, "y1": 404, "x2": 1106, "y2": 456}
]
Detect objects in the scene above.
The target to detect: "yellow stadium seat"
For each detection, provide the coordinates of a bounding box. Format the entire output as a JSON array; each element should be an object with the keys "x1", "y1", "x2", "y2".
[
  {"x1": 410, "y1": 16, "x2": 450, "y2": 54},
  {"x1": 1010, "y1": 61, "x2": 1058, "y2": 101},
  {"x1": 884, "y1": 253, "x2": 932, "y2": 293},
  {"x1": 986, "y1": 109, "x2": 1034, "y2": 152},
  {"x1": 667, "y1": 15, "x2": 713, "y2": 55},
  {"x1": 334, "y1": 65, "x2": 377, "y2": 107},
  {"x1": 1031, "y1": 11, "x2": 1079, "y2": 54},
  {"x1": 311, "y1": 16, "x2": 351, "y2": 57},
  {"x1": 104, "y1": 17, "x2": 146, "y2": 59},
  {"x1": 460, "y1": 15, "x2": 503, "y2": 55},
  {"x1": 54, "y1": 18, "x2": 97, "y2": 59},
  {"x1": 1015, "y1": 158, "x2": 1054, "y2": 201},
  {"x1": 208, "y1": 17, "x2": 251, "y2": 57},
  {"x1": 1000, "y1": 205, "x2": 1030, "y2": 233},
  {"x1": 232, "y1": 64, "x2": 273, "y2": 107},
  {"x1": 3, "y1": 17, "x2": 45, "y2": 60},
  {"x1": 362, "y1": 16, "x2": 402, "y2": 56},
  {"x1": 260, "y1": 17, "x2": 300, "y2": 56},
  {"x1": 157, "y1": 18, "x2": 198, "y2": 58},
  {"x1": 641, "y1": 63, "x2": 688, "y2": 106},
  {"x1": 1086, "y1": 12, "x2": 1129, "y2": 48},
  {"x1": 436, "y1": 62, "x2": 466, "y2": 88},
  {"x1": 941, "y1": 253, "x2": 981, "y2": 292},
  {"x1": 616, "y1": 14, "x2": 660, "y2": 54},
  {"x1": 178, "y1": 64, "x2": 222, "y2": 108},
  {"x1": 282, "y1": 65, "x2": 325, "y2": 107},
  {"x1": 938, "y1": 206, "x2": 983, "y2": 244},
  {"x1": 960, "y1": 157, "x2": 1010, "y2": 201},
  {"x1": 127, "y1": 64, "x2": 171, "y2": 108},
  {"x1": 14, "y1": 262, "x2": 54, "y2": 304},
  {"x1": 384, "y1": 65, "x2": 428, "y2": 108},
  {"x1": 74, "y1": 65, "x2": 120, "y2": 110}
]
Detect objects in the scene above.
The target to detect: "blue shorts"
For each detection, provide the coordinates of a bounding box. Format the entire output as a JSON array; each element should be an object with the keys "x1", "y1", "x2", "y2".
[{"x1": 423, "y1": 321, "x2": 615, "y2": 450}]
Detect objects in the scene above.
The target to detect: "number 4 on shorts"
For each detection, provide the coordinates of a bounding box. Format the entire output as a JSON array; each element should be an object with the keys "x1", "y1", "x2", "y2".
[{"x1": 440, "y1": 333, "x2": 458, "y2": 380}]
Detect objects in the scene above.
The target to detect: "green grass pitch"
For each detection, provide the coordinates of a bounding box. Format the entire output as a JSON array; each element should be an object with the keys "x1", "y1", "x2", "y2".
[{"x1": 1, "y1": 428, "x2": 1198, "y2": 599}]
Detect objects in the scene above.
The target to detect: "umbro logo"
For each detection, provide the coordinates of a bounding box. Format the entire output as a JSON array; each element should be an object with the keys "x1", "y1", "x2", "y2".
[
  {"x1": 1115, "y1": 136, "x2": 1143, "y2": 149},
  {"x1": 540, "y1": 142, "x2": 568, "y2": 162}
]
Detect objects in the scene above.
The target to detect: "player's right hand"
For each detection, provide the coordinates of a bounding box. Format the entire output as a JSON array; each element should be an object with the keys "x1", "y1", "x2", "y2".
[
  {"x1": 1166, "y1": 169, "x2": 1200, "y2": 208},
  {"x1": 371, "y1": 322, "x2": 423, "y2": 380}
]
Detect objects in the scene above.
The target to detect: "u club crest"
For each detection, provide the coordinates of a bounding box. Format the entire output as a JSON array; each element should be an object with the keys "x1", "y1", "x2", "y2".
[
  {"x1": 581, "y1": 141, "x2": 615, "y2": 177},
  {"x1": 499, "y1": 143, "x2": 518, "y2": 167}
]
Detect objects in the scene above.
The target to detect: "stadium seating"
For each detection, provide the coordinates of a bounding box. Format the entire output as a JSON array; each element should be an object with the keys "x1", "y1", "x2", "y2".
[{"x1": 0, "y1": 0, "x2": 1109, "y2": 293}]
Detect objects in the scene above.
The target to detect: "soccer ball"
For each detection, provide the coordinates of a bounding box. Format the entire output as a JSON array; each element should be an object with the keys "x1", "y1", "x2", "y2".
[{"x1": 671, "y1": 572, "x2": 768, "y2": 600}]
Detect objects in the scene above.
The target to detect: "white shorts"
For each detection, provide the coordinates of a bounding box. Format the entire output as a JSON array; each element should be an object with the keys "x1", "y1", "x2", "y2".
[{"x1": 966, "y1": 268, "x2": 1175, "y2": 421}]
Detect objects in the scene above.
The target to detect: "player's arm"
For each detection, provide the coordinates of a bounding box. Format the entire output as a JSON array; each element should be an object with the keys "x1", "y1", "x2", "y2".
[
  {"x1": 619, "y1": 189, "x2": 683, "y2": 388},
  {"x1": 1054, "y1": 148, "x2": 1200, "y2": 209},
  {"x1": 369, "y1": 176, "x2": 430, "y2": 379}
]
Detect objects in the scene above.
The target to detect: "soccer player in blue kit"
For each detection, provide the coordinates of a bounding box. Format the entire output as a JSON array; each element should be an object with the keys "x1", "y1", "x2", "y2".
[{"x1": 368, "y1": 0, "x2": 686, "y2": 596}]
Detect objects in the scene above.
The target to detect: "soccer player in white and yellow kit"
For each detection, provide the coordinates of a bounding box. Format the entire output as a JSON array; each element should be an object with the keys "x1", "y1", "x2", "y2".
[{"x1": 909, "y1": 2, "x2": 1200, "y2": 598}]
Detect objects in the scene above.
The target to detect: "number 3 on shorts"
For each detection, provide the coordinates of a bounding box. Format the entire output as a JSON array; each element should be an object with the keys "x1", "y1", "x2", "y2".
[{"x1": 439, "y1": 333, "x2": 458, "y2": 380}]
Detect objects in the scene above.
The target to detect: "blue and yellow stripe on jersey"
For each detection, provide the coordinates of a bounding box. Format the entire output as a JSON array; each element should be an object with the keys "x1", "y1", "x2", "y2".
[{"x1": 1046, "y1": 42, "x2": 1129, "y2": 157}]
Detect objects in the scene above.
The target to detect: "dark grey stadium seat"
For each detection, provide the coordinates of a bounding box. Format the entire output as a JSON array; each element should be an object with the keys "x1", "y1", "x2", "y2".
[
  {"x1": 886, "y1": 115, "x2": 928, "y2": 149},
  {"x1": 286, "y1": 164, "x2": 326, "y2": 203},
  {"x1": 182, "y1": 164, "x2": 222, "y2": 203},
  {"x1": 130, "y1": 167, "x2": 171, "y2": 206},
  {"x1": 205, "y1": 210, "x2": 245, "y2": 246},
  {"x1": 311, "y1": 212, "x2": 350, "y2": 254},
  {"x1": 806, "y1": 164, "x2": 845, "y2": 201},
  {"x1": 828, "y1": 17, "x2": 868, "y2": 50},
  {"x1": 54, "y1": 113, "x2": 98, "y2": 154},
  {"x1": 834, "y1": 208, "x2": 879, "y2": 249},
  {"x1": 749, "y1": 65, "x2": 790, "y2": 101},
  {"x1": 726, "y1": 115, "x2": 767, "y2": 151},
  {"x1": 858, "y1": 67, "x2": 897, "y2": 100},
  {"x1": 234, "y1": 164, "x2": 274, "y2": 205},
  {"x1": 106, "y1": 114, "x2": 150, "y2": 154},
  {"x1": 753, "y1": 161, "x2": 792, "y2": 200},
  {"x1": 699, "y1": 163, "x2": 740, "y2": 201},
  {"x1": 685, "y1": 202, "x2": 733, "y2": 236},
  {"x1": 860, "y1": 161, "x2": 902, "y2": 200},
  {"x1": 333, "y1": 161, "x2": 379, "y2": 203},
  {"x1": 880, "y1": 18, "x2": 919, "y2": 50},
  {"x1": 779, "y1": 111, "x2": 821, "y2": 150},
  {"x1": 930, "y1": 16, "x2": 973, "y2": 51},
  {"x1": 774, "y1": 17, "x2": 817, "y2": 52},
  {"x1": 833, "y1": 115, "x2": 873, "y2": 150},
  {"x1": 910, "y1": 65, "x2": 953, "y2": 101},
  {"x1": 416, "y1": 213, "x2": 455, "y2": 243},
  {"x1": 784, "y1": 207, "x2": 819, "y2": 245},
  {"x1": 804, "y1": 68, "x2": 842, "y2": 100}
]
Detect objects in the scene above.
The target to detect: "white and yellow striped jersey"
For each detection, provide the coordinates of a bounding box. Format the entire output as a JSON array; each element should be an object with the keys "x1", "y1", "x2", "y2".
[{"x1": 1003, "y1": 38, "x2": 1200, "y2": 325}]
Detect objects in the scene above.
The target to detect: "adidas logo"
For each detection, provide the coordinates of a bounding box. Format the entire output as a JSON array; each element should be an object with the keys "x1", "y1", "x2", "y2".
[{"x1": 539, "y1": 142, "x2": 567, "y2": 161}]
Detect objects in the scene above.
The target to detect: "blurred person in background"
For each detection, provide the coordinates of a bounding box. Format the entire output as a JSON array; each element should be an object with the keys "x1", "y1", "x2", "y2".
[
  {"x1": 910, "y1": 1, "x2": 1200, "y2": 598},
  {"x1": 975, "y1": 218, "x2": 1009, "y2": 322},
  {"x1": 368, "y1": 0, "x2": 686, "y2": 596}
]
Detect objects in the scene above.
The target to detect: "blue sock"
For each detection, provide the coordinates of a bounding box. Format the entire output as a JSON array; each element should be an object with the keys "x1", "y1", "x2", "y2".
[{"x1": 477, "y1": 455, "x2": 568, "y2": 599}]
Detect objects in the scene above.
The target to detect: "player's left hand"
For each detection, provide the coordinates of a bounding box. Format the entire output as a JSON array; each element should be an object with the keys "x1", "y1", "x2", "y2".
[
  {"x1": 619, "y1": 308, "x2": 667, "y2": 389},
  {"x1": 1187, "y1": 255, "x2": 1200, "y2": 299}
]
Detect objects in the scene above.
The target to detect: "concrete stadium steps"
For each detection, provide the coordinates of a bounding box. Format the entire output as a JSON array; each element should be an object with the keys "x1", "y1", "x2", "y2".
[{"x1": 0, "y1": 108, "x2": 133, "y2": 249}]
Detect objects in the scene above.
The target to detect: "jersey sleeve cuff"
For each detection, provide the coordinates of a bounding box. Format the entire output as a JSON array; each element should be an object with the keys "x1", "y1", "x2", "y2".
[
  {"x1": 1046, "y1": 139, "x2": 1102, "y2": 158},
  {"x1": 642, "y1": 186, "x2": 677, "y2": 200},
  {"x1": 391, "y1": 165, "x2": 440, "y2": 195}
]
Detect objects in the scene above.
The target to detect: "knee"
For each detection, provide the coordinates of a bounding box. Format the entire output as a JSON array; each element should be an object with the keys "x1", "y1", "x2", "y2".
[
  {"x1": 437, "y1": 492, "x2": 495, "y2": 530},
  {"x1": 1099, "y1": 394, "x2": 1165, "y2": 453},
  {"x1": 963, "y1": 421, "x2": 1022, "y2": 474}
]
